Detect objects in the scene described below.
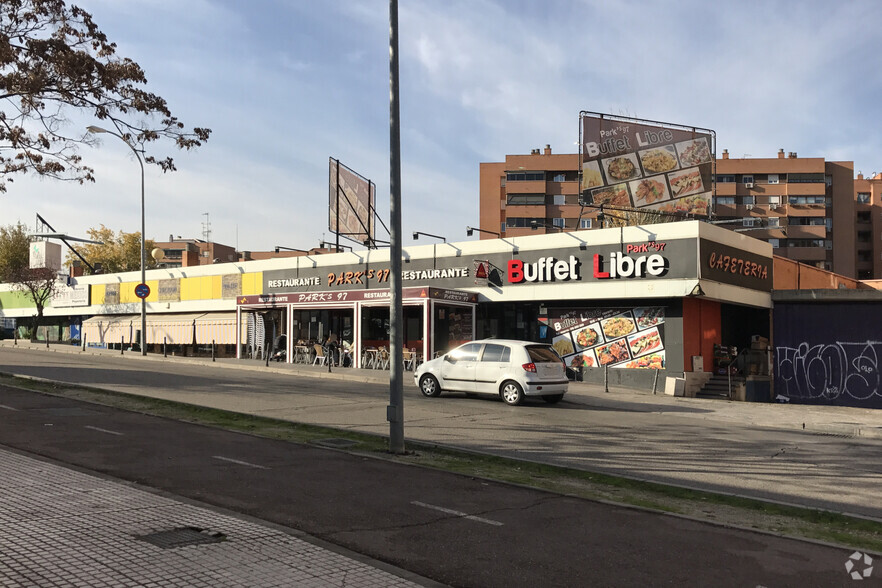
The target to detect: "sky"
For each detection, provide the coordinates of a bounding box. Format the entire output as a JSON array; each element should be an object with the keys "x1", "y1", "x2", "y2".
[{"x1": 3, "y1": 0, "x2": 882, "y2": 253}]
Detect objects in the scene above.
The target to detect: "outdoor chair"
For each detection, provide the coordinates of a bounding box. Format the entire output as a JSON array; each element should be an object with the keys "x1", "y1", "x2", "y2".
[{"x1": 313, "y1": 344, "x2": 328, "y2": 366}]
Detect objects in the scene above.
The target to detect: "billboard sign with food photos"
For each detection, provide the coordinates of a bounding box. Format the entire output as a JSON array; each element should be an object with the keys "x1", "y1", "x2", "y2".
[
  {"x1": 329, "y1": 157, "x2": 375, "y2": 244},
  {"x1": 580, "y1": 112, "x2": 715, "y2": 218},
  {"x1": 550, "y1": 306, "x2": 665, "y2": 369}
]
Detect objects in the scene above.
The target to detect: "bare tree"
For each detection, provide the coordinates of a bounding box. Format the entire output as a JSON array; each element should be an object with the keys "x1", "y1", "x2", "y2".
[{"x1": 0, "y1": 0, "x2": 211, "y2": 192}]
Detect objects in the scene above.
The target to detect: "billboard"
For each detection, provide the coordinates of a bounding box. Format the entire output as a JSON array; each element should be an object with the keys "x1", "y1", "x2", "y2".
[
  {"x1": 580, "y1": 112, "x2": 715, "y2": 217},
  {"x1": 29, "y1": 240, "x2": 62, "y2": 271},
  {"x1": 329, "y1": 158, "x2": 375, "y2": 245}
]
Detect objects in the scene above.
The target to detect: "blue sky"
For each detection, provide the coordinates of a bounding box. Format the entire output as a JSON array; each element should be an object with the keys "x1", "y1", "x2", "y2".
[{"x1": 4, "y1": 0, "x2": 881, "y2": 252}]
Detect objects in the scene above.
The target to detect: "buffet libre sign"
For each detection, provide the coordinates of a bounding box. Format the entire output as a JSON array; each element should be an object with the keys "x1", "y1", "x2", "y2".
[{"x1": 580, "y1": 112, "x2": 715, "y2": 217}]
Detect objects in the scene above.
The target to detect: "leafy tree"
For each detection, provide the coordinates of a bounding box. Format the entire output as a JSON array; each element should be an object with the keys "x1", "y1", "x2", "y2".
[
  {"x1": 0, "y1": 0, "x2": 211, "y2": 192},
  {"x1": 0, "y1": 222, "x2": 63, "y2": 339},
  {"x1": 64, "y1": 224, "x2": 156, "y2": 273}
]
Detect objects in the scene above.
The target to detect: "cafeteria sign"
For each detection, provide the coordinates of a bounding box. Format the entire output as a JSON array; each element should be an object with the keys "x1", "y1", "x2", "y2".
[{"x1": 580, "y1": 112, "x2": 715, "y2": 218}]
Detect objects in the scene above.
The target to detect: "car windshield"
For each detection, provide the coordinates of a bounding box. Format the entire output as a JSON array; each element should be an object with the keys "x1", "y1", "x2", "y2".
[{"x1": 527, "y1": 345, "x2": 563, "y2": 364}]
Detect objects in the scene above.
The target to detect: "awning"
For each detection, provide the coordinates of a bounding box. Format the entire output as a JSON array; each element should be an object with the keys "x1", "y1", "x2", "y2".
[
  {"x1": 81, "y1": 315, "x2": 136, "y2": 346},
  {"x1": 194, "y1": 312, "x2": 245, "y2": 345},
  {"x1": 81, "y1": 312, "x2": 244, "y2": 346}
]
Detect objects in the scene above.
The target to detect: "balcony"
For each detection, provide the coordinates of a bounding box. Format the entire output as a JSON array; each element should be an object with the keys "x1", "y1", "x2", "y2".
[
  {"x1": 781, "y1": 247, "x2": 828, "y2": 262},
  {"x1": 785, "y1": 225, "x2": 826, "y2": 239}
]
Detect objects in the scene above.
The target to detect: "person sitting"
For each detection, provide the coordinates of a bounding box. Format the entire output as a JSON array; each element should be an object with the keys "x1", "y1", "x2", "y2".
[{"x1": 340, "y1": 339, "x2": 353, "y2": 367}]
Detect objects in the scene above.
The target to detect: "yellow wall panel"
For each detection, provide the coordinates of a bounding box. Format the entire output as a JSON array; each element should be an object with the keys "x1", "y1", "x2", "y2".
[
  {"x1": 210, "y1": 276, "x2": 222, "y2": 299},
  {"x1": 146, "y1": 280, "x2": 159, "y2": 302},
  {"x1": 243, "y1": 272, "x2": 263, "y2": 295},
  {"x1": 180, "y1": 276, "x2": 199, "y2": 301},
  {"x1": 92, "y1": 284, "x2": 106, "y2": 305}
]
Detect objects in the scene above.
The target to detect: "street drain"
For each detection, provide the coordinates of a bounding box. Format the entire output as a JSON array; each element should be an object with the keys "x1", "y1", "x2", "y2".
[
  {"x1": 313, "y1": 438, "x2": 359, "y2": 449},
  {"x1": 137, "y1": 526, "x2": 226, "y2": 549}
]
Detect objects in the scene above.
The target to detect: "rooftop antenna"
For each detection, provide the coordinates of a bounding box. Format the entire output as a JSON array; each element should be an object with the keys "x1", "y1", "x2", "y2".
[{"x1": 202, "y1": 212, "x2": 212, "y2": 243}]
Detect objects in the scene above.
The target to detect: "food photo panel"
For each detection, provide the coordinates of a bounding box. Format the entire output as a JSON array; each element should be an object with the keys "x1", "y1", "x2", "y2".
[
  {"x1": 624, "y1": 352, "x2": 665, "y2": 370},
  {"x1": 667, "y1": 166, "x2": 705, "y2": 198},
  {"x1": 626, "y1": 326, "x2": 663, "y2": 358},
  {"x1": 638, "y1": 145, "x2": 680, "y2": 175},
  {"x1": 629, "y1": 176, "x2": 671, "y2": 207},
  {"x1": 595, "y1": 339, "x2": 631, "y2": 367},
  {"x1": 552, "y1": 333, "x2": 575, "y2": 357},
  {"x1": 590, "y1": 183, "x2": 632, "y2": 207},
  {"x1": 600, "y1": 313, "x2": 636, "y2": 340},
  {"x1": 601, "y1": 153, "x2": 642, "y2": 183},
  {"x1": 674, "y1": 137, "x2": 712, "y2": 167},
  {"x1": 581, "y1": 160, "x2": 604, "y2": 191},
  {"x1": 573, "y1": 324, "x2": 603, "y2": 350},
  {"x1": 633, "y1": 307, "x2": 665, "y2": 330},
  {"x1": 569, "y1": 348, "x2": 597, "y2": 368}
]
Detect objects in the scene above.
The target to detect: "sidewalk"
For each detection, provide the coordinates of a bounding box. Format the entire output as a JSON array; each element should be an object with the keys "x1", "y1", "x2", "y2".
[
  {"x1": 0, "y1": 446, "x2": 431, "y2": 588},
  {"x1": 4, "y1": 339, "x2": 882, "y2": 440}
]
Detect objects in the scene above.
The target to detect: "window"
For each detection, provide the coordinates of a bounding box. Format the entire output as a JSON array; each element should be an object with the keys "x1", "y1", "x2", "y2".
[
  {"x1": 500, "y1": 222, "x2": 506, "y2": 234},
  {"x1": 742, "y1": 195, "x2": 756, "y2": 205},
  {"x1": 767, "y1": 217, "x2": 780, "y2": 227},
  {"x1": 858, "y1": 251, "x2": 872, "y2": 262},
  {"x1": 858, "y1": 211, "x2": 871, "y2": 223},
  {"x1": 716, "y1": 175, "x2": 735, "y2": 183},
  {"x1": 552, "y1": 194, "x2": 566, "y2": 206},
  {"x1": 825, "y1": 218, "x2": 832, "y2": 231},
  {"x1": 789, "y1": 217, "x2": 826, "y2": 226},
  {"x1": 507, "y1": 194, "x2": 545, "y2": 205},
  {"x1": 449, "y1": 343, "x2": 481, "y2": 361},
  {"x1": 857, "y1": 231, "x2": 871, "y2": 243},
  {"x1": 481, "y1": 344, "x2": 510, "y2": 363},
  {"x1": 552, "y1": 218, "x2": 565, "y2": 228},
  {"x1": 506, "y1": 171, "x2": 545, "y2": 182},
  {"x1": 742, "y1": 218, "x2": 755, "y2": 227},
  {"x1": 788, "y1": 173, "x2": 825, "y2": 183},
  {"x1": 857, "y1": 192, "x2": 871, "y2": 204},
  {"x1": 767, "y1": 174, "x2": 779, "y2": 184},
  {"x1": 742, "y1": 175, "x2": 754, "y2": 184},
  {"x1": 552, "y1": 173, "x2": 566, "y2": 183},
  {"x1": 715, "y1": 196, "x2": 735, "y2": 205},
  {"x1": 788, "y1": 196, "x2": 825, "y2": 205},
  {"x1": 580, "y1": 218, "x2": 592, "y2": 229},
  {"x1": 506, "y1": 217, "x2": 544, "y2": 228},
  {"x1": 768, "y1": 239, "x2": 780, "y2": 248}
]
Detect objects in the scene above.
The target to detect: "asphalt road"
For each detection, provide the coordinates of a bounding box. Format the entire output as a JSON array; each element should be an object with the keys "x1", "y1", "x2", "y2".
[
  {"x1": 0, "y1": 382, "x2": 862, "y2": 587},
  {"x1": 2, "y1": 346, "x2": 882, "y2": 520}
]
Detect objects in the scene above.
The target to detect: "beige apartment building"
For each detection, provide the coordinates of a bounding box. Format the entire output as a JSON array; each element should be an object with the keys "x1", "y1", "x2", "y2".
[{"x1": 479, "y1": 146, "x2": 879, "y2": 279}]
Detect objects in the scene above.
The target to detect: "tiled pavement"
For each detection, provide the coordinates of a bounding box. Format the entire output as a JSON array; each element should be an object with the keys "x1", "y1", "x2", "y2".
[{"x1": 0, "y1": 448, "x2": 428, "y2": 588}]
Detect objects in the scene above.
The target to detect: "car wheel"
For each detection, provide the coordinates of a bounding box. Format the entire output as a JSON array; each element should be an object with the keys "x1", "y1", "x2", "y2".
[
  {"x1": 419, "y1": 374, "x2": 442, "y2": 398},
  {"x1": 500, "y1": 381, "x2": 525, "y2": 406},
  {"x1": 542, "y1": 393, "x2": 565, "y2": 404}
]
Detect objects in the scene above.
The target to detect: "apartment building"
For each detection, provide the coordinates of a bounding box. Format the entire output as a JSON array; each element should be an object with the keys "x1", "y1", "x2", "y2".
[
  {"x1": 853, "y1": 172, "x2": 882, "y2": 279},
  {"x1": 479, "y1": 146, "x2": 873, "y2": 278},
  {"x1": 714, "y1": 149, "x2": 855, "y2": 278}
]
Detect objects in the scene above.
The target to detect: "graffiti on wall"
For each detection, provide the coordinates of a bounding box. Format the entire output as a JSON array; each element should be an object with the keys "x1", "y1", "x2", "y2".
[{"x1": 775, "y1": 341, "x2": 881, "y2": 406}]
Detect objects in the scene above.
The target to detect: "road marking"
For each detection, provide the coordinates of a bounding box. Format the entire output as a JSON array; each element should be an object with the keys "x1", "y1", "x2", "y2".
[
  {"x1": 411, "y1": 501, "x2": 504, "y2": 526},
  {"x1": 212, "y1": 455, "x2": 269, "y2": 470},
  {"x1": 84, "y1": 425, "x2": 123, "y2": 436},
  {"x1": 0, "y1": 404, "x2": 19, "y2": 411}
]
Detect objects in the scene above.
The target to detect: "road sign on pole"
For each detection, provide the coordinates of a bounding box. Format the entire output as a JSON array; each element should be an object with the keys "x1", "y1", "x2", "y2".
[{"x1": 134, "y1": 283, "x2": 150, "y2": 299}]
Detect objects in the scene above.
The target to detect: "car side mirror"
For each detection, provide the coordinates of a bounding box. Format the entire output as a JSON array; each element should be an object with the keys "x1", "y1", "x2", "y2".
[{"x1": 443, "y1": 354, "x2": 453, "y2": 363}]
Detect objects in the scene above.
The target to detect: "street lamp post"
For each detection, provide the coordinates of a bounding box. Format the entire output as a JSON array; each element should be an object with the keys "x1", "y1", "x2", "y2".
[{"x1": 87, "y1": 125, "x2": 147, "y2": 356}]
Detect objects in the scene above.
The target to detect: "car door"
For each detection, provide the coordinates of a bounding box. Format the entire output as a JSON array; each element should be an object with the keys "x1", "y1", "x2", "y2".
[
  {"x1": 439, "y1": 343, "x2": 481, "y2": 392},
  {"x1": 473, "y1": 343, "x2": 511, "y2": 394}
]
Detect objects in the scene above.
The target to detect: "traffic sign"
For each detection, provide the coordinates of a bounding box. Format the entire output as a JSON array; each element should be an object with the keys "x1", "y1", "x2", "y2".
[{"x1": 134, "y1": 283, "x2": 150, "y2": 299}]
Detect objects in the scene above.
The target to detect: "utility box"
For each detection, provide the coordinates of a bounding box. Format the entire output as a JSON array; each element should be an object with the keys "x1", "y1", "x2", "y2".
[
  {"x1": 664, "y1": 376, "x2": 685, "y2": 397},
  {"x1": 691, "y1": 355, "x2": 704, "y2": 372}
]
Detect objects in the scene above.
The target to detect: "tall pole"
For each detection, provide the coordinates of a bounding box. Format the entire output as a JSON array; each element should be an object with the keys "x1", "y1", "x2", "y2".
[
  {"x1": 86, "y1": 125, "x2": 147, "y2": 356},
  {"x1": 388, "y1": 0, "x2": 404, "y2": 454},
  {"x1": 138, "y1": 150, "x2": 146, "y2": 356}
]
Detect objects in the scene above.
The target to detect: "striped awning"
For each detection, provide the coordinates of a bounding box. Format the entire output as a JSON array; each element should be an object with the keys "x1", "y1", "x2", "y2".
[
  {"x1": 82, "y1": 312, "x2": 243, "y2": 346},
  {"x1": 194, "y1": 312, "x2": 245, "y2": 345},
  {"x1": 81, "y1": 315, "x2": 136, "y2": 346}
]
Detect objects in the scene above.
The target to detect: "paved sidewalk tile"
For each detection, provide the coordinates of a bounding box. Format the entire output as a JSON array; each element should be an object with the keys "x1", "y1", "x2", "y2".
[{"x1": 0, "y1": 449, "x2": 425, "y2": 588}]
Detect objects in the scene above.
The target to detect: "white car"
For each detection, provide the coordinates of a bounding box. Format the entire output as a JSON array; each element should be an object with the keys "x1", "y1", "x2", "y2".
[{"x1": 414, "y1": 339, "x2": 568, "y2": 406}]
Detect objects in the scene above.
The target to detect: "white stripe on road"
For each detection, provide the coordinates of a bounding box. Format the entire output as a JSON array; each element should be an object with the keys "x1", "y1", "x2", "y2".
[
  {"x1": 0, "y1": 404, "x2": 19, "y2": 411},
  {"x1": 212, "y1": 455, "x2": 269, "y2": 470},
  {"x1": 411, "y1": 501, "x2": 504, "y2": 526},
  {"x1": 84, "y1": 425, "x2": 123, "y2": 436}
]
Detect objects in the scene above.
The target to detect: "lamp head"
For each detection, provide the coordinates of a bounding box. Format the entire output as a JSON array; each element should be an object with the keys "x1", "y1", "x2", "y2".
[
  {"x1": 412, "y1": 232, "x2": 419, "y2": 240},
  {"x1": 466, "y1": 227, "x2": 473, "y2": 237},
  {"x1": 530, "y1": 220, "x2": 539, "y2": 231},
  {"x1": 274, "y1": 247, "x2": 280, "y2": 253}
]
